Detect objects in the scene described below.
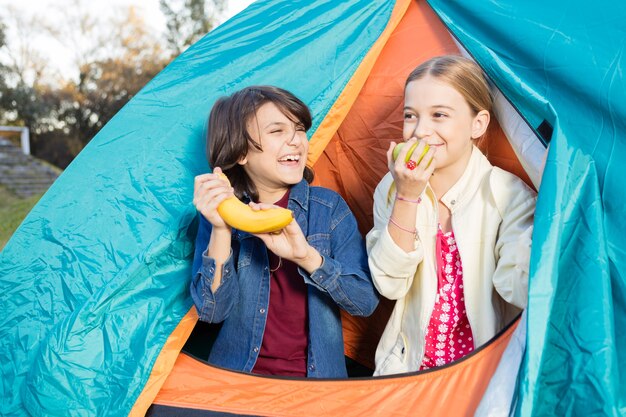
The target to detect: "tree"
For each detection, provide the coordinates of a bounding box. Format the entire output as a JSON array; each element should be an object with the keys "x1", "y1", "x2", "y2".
[
  {"x1": 0, "y1": 8, "x2": 53, "y2": 129},
  {"x1": 160, "y1": 0, "x2": 226, "y2": 57},
  {"x1": 65, "y1": 7, "x2": 170, "y2": 145},
  {"x1": 1, "y1": 4, "x2": 170, "y2": 168},
  {"x1": 0, "y1": 19, "x2": 5, "y2": 47},
  {"x1": 0, "y1": 19, "x2": 9, "y2": 107},
  {"x1": 2, "y1": 1, "x2": 226, "y2": 168}
]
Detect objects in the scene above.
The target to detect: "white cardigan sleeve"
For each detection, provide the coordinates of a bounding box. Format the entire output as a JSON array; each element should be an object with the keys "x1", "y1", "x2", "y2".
[
  {"x1": 490, "y1": 168, "x2": 537, "y2": 309},
  {"x1": 366, "y1": 173, "x2": 423, "y2": 300}
]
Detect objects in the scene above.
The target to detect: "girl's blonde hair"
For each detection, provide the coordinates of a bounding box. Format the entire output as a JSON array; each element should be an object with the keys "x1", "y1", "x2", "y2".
[
  {"x1": 387, "y1": 56, "x2": 494, "y2": 206},
  {"x1": 406, "y1": 55, "x2": 493, "y2": 116}
]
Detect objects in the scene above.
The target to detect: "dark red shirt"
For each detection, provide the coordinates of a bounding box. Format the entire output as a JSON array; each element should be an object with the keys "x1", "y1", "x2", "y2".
[{"x1": 252, "y1": 190, "x2": 309, "y2": 376}]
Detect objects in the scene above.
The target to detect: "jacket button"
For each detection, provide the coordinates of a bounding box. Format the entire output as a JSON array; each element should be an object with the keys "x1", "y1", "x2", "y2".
[
  {"x1": 253, "y1": 347, "x2": 259, "y2": 352},
  {"x1": 450, "y1": 199, "x2": 456, "y2": 205},
  {"x1": 308, "y1": 364, "x2": 315, "y2": 371},
  {"x1": 259, "y1": 308, "x2": 266, "y2": 314}
]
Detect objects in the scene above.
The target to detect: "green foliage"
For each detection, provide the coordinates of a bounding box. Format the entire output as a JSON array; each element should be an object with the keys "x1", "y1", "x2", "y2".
[
  {"x1": 0, "y1": 2, "x2": 224, "y2": 169},
  {"x1": 160, "y1": 0, "x2": 226, "y2": 57},
  {"x1": 0, "y1": 81, "x2": 52, "y2": 128},
  {"x1": 0, "y1": 7, "x2": 170, "y2": 168},
  {"x1": 0, "y1": 186, "x2": 42, "y2": 251},
  {"x1": 66, "y1": 10, "x2": 170, "y2": 146},
  {"x1": 0, "y1": 19, "x2": 6, "y2": 47}
]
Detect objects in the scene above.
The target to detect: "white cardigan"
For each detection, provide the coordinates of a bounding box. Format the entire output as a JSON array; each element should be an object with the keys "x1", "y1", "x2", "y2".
[{"x1": 366, "y1": 147, "x2": 536, "y2": 376}]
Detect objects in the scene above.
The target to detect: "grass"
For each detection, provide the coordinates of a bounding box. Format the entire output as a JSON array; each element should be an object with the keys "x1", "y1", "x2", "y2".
[{"x1": 0, "y1": 186, "x2": 43, "y2": 250}]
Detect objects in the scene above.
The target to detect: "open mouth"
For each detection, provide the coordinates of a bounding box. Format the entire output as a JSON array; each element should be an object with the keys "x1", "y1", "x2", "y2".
[{"x1": 278, "y1": 154, "x2": 301, "y2": 162}]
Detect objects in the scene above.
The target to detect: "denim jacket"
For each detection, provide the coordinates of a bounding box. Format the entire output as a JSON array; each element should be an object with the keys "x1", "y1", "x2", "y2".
[{"x1": 190, "y1": 179, "x2": 379, "y2": 378}]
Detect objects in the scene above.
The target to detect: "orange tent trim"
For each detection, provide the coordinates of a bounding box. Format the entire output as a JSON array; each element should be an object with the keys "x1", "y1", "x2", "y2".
[{"x1": 151, "y1": 318, "x2": 519, "y2": 416}]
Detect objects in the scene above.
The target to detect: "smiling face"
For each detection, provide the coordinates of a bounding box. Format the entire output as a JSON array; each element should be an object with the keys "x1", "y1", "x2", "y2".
[
  {"x1": 403, "y1": 75, "x2": 489, "y2": 177},
  {"x1": 238, "y1": 101, "x2": 308, "y2": 202}
]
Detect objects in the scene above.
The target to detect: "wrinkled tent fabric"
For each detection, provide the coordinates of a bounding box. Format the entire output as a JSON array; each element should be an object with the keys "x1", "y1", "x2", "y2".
[
  {"x1": 0, "y1": 1, "x2": 623, "y2": 417},
  {"x1": 426, "y1": 0, "x2": 626, "y2": 415},
  {"x1": 0, "y1": 2, "x2": 402, "y2": 416}
]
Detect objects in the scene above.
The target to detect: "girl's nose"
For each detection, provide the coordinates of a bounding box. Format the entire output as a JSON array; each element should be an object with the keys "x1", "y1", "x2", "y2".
[{"x1": 413, "y1": 119, "x2": 432, "y2": 139}]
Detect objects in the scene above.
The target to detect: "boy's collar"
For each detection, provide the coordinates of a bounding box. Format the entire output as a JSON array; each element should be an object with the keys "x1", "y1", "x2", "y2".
[{"x1": 287, "y1": 179, "x2": 309, "y2": 211}]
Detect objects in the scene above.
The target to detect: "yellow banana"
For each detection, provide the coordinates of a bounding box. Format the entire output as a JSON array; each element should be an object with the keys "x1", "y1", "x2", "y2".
[{"x1": 216, "y1": 174, "x2": 293, "y2": 233}]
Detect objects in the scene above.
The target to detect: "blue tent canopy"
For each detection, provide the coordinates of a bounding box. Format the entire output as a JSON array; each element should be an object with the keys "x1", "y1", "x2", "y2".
[
  {"x1": 1, "y1": 0, "x2": 624, "y2": 415},
  {"x1": 428, "y1": 0, "x2": 626, "y2": 413}
]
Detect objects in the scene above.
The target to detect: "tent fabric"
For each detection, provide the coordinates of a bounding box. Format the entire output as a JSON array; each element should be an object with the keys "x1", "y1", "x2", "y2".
[
  {"x1": 1, "y1": 0, "x2": 622, "y2": 416},
  {"x1": 426, "y1": 0, "x2": 626, "y2": 415},
  {"x1": 129, "y1": 309, "x2": 198, "y2": 417},
  {"x1": 0, "y1": 1, "x2": 404, "y2": 416},
  {"x1": 148, "y1": 318, "x2": 519, "y2": 417},
  {"x1": 311, "y1": 0, "x2": 459, "y2": 370},
  {"x1": 0, "y1": 0, "x2": 541, "y2": 416},
  {"x1": 476, "y1": 311, "x2": 527, "y2": 416},
  {"x1": 310, "y1": 0, "x2": 535, "y2": 370},
  {"x1": 128, "y1": 1, "x2": 416, "y2": 412}
]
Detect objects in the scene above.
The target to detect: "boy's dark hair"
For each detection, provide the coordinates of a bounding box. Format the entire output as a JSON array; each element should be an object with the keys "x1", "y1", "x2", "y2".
[{"x1": 207, "y1": 85, "x2": 314, "y2": 202}]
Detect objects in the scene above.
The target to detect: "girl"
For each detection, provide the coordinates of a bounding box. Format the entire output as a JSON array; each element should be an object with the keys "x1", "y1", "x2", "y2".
[
  {"x1": 191, "y1": 85, "x2": 379, "y2": 378},
  {"x1": 366, "y1": 55, "x2": 536, "y2": 375}
]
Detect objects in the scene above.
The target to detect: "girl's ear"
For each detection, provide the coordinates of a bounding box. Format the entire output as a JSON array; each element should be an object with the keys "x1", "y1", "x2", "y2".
[
  {"x1": 471, "y1": 110, "x2": 490, "y2": 139},
  {"x1": 237, "y1": 156, "x2": 248, "y2": 166}
]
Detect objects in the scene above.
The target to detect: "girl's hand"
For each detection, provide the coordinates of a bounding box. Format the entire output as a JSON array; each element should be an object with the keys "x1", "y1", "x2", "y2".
[
  {"x1": 193, "y1": 167, "x2": 233, "y2": 230},
  {"x1": 250, "y1": 202, "x2": 323, "y2": 273},
  {"x1": 387, "y1": 137, "x2": 436, "y2": 200}
]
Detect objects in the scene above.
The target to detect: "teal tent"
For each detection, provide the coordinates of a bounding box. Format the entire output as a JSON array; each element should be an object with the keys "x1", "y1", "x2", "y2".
[
  {"x1": 431, "y1": 2, "x2": 626, "y2": 414},
  {"x1": 1, "y1": 0, "x2": 624, "y2": 416}
]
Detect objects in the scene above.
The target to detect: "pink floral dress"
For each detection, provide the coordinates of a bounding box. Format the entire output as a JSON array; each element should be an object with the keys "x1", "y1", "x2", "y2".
[{"x1": 420, "y1": 226, "x2": 475, "y2": 370}]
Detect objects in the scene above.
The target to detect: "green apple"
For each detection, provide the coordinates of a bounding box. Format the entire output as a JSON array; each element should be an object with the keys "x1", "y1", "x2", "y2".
[{"x1": 392, "y1": 142, "x2": 430, "y2": 163}]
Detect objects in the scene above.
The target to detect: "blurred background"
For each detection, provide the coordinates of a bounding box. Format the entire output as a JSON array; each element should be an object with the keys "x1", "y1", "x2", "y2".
[{"x1": 0, "y1": 0, "x2": 252, "y2": 249}]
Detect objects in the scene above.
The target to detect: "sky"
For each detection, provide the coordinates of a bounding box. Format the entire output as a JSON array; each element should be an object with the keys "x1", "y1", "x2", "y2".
[
  {"x1": 0, "y1": 0, "x2": 254, "y2": 82},
  {"x1": 0, "y1": 0, "x2": 253, "y2": 30}
]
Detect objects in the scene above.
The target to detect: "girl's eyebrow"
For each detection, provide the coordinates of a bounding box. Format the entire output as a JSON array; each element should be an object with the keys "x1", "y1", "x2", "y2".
[
  {"x1": 403, "y1": 105, "x2": 455, "y2": 111},
  {"x1": 431, "y1": 105, "x2": 455, "y2": 111}
]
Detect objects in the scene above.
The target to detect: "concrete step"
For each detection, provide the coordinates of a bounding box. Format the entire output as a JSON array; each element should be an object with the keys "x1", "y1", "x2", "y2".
[
  {"x1": 0, "y1": 165, "x2": 58, "y2": 175},
  {"x1": 0, "y1": 135, "x2": 61, "y2": 198},
  {"x1": 0, "y1": 174, "x2": 58, "y2": 183},
  {"x1": 0, "y1": 177, "x2": 56, "y2": 186}
]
